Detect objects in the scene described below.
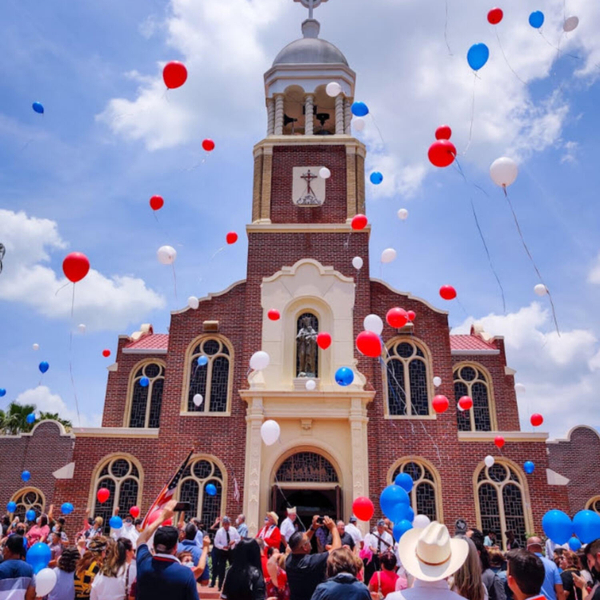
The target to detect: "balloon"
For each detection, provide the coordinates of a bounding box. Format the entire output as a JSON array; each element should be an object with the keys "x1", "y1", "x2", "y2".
[
  {"x1": 542, "y1": 510, "x2": 573, "y2": 545},
  {"x1": 458, "y1": 396, "x2": 473, "y2": 411},
  {"x1": 188, "y1": 296, "x2": 199, "y2": 309},
  {"x1": 305, "y1": 379, "x2": 316, "y2": 391},
  {"x1": 22, "y1": 470, "x2": 31, "y2": 482},
  {"x1": 352, "y1": 117, "x2": 366, "y2": 132},
  {"x1": 413, "y1": 514, "x2": 431, "y2": 529},
  {"x1": 407, "y1": 310, "x2": 416, "y2": 322},
  {"x1": 394, "y1": 504, "x2": 415, "y2": 523},
  {"x1": 250, "y1": 351, "x2": 270, "y2": 371},
  {"x1": 387, "y1": 308, "x2": 409, "y2": 329},
  {"x1": 206, "y1": 483, "x2": 217, "y2": 496},
  {"x1": 432, "y1": 395, "x2": 449, "y2": 414},
  {"x1": 395, "y1": 472, "x2": 414, "y2": 493},
  {"x1": 435, "y1": 125, "x2": 452, "y2": 140},
  {"x1": 352, "y1": 497, "x2": 374, "y2": 521},
  {"x1": 484, "y1": 455, "x2": 495, "y2": 468},
  {"x1": 157, "y1": 245, "x2": 177, "y2": 265},
  {"x1": 524, "y1": 461, "x2": 535, "y2": 474},
  {"x1": 534, "y1": 284, "x2": 548, "y2": 296},
  {"x1": 467, "y1": 43, "x2": 490, "y2": 71},
  {"x1": 26, "y1": 413, "x2": 35, "y2": 424},
  {"x1": 39, "y1": 361, "x2": 49, "y2": 374},
  {"x1": 531, "y1": 414, "x2": 544, "y2": 427},
  {"x1": 573, "y1": 510, "x2": 600, "y2": 543},
  {"x1": 563, "y1": 16, "x2": 579, "y2": 32},
  {"x1": 0, "y1": 388, "x2": 5, "y2": 397},
  {"x1": 193, "y1": 394, "x2": 203, "y2": 407},
  {"x1": 364, "y1": 314, "x2": 384, "y2": 335},
  {"x1": 515, "y1": 383, "x2": 526, "y2": 394},
  {"x1": 317, "y1": 332, "x2": 332, "y2": 350},
  {"x1": 397, "y1": 208, "x2": 409, "y2": 220},
  {"x1": 356, "y1": 331, "x2": 382, "y2": 358},
  {"x1": 26, "y1": 543, "x2": 51, "y2": 574},
  {"x1": 268, "y1": 309, "x2": 280, "y2": 321},
  {"x1": 319, "y1": 167, "x2": 331, "y2": 179},
  {"x1": 352, "y1": 214, "x2": 368, "y2": 230},
  {"x1": 529, "y1": 11, "x2": 544, "y2": 29},
  {"x1": 569, "y1": 537, "x2": 582, "y2": 551},
  {"x1": 428, "y1": 140, "x2": 456, "y2": 168},
  {"x1": 380, "y1": 485, "x2": 409, "y2": 521},
  {"x1": 109, "y1": 516, "x2": 123, "y2": 529},
  {"x1": 226, "y1": 232, "x2": 238, "y2": 245},
  {"x1": 26, "y1": 509, "x2": 36, "y2": 521},
  {"x1": 351, "y1": 102, "x2": 369, "y2": 117},
  {"x1": 61, "y1": 503, "x2": 74, "y2": 515},
  {"x1": 393, "y1": 520, "x2": 413, "y2": 541},
  {"x1": 140, "y1": 377, "x2": 150, "y2": 387},
  {"x1": 129, "y1": 506, "x2": 140, "y2": 518},
  {"x1": 102, "y1": 349, "x2": 111, "y2": 358},
  {"x1": 370, "y1": 172, "x2": 383, "y2": 185},
  {"x1": 32, "y1": 102, "x2": 44, "y2": 114},
  {"x1": 202, "y1": 139, "x2": 215, "y2": 152},
  {"x1": 352, "y1": 256, "x2": 363, "y2": 270},
  {"x1": 149, "y1": 195, "x2": 164, "y2": 211},
  {"x1": 97, "y1": 488, "x2": 110, "y2": 504},
  {"x1": 198, "y1": 355, "x2": 208, "y2": 367},
  {"x1": 326, "y1": 82, "x2": 342, "y2": 97},
  {"x1": 32, "y1": 343, "x2": 39, "y2": 351},
  {"x1": 7, "y1": 501, "x2": 17, "y2": 513},
  {"x1": 488, "y1": 8, "x2": 503, "y2": 25},
  {"x1": 35, "y1": 568, "x2": 57, "y2": 596},
  {"x1": 63, "y1": 252, "x2": 90, "y2": 283},
  {"x1": 163, "y1": 61, "x2": 188, "y2": 89},
  {"x1": 439, "y1": 285, "x2": 457, "y2": 300},
  {"x1": 490, "y1": 157, "x2": 518, "y2": 188},
  {"x1": 78, "y1": 324, "x2": 86, "y2": 334},
  {"x1": 433, "y1": 377, "x2": 442, "y2": 388},
  {"x1": 147, "y1": 509, "x2": 172, "y2": 526},
  {"x1": 261, "y1": 420, "x2": 280, "y2": 445},
  {"x1": 381, "y1": 248, "x2": 397, "y2": 264},
  {"x1": 494, "y1": 436, "x2": 505, "y2": 449},
  {"x1": 335, "y1": 367, "x2": 354, "y2": 387}
]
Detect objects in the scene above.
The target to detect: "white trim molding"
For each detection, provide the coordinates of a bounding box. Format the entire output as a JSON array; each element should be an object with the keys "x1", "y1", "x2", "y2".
[{"x1": 458, "y1": 431, "x2": 548, "y2": 442}]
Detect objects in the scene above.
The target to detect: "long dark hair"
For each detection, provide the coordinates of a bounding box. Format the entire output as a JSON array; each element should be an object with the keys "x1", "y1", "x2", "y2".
[{"x1": 222, "y1": 539, "x2": 264, "y2": 600}]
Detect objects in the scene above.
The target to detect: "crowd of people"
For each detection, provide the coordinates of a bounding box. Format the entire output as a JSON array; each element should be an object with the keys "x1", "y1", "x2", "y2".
[{"x1": 1, "y1": 502, "x2": 600, "y2": 600}]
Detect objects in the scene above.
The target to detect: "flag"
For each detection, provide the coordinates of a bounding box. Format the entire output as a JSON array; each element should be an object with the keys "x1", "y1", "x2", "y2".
[
  {"x1": 233, "y1": 476, "x2": 240, "y2": 503},
  {"x1": 141, "y1": 449, "x2": 193, "y2": 529}
]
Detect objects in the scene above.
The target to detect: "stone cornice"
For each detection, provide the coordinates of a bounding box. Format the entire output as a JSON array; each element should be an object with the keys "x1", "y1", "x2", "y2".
[{"x1": 458, "y1": 431, "x2": 548, "y2": 442}]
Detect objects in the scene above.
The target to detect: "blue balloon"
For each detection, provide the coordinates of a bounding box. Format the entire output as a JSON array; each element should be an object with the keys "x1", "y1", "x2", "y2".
[
  {"x1": 61, "y1": 502, "x2": 74, "y2": 515},
  {"x1": 569, "y1": 537, "x2": 582, "y2": 551},
  {"x1": 32, "y1": 102, "x2": 44, "y2": 114},
  {"x1": 529, "y1": 11, "x2": 544, "y2": 29},
  {"x1": 542, "y1": 510, "x2": 572, "y2": 545},
  {"x1": 395, "y1": 473, "x2": 414, "y2": 493},
  {"x1": 26, "y1": 509, "x2": 36, "y2": 522},
  {"x1": 109, "y1": 516, "x2": 123, "y2": 529},
  {"x1": 467, "y1": 43, "x2": 490, "y2": 71},
  {"x1": 21, "y1": 470, "x2": 31, "y2": 482},
  {"x1": 0, "y1": 388, "x2": 6, "y2": 397},
  {"x1": 39, "y1": 361, "x2": 49, "y2": 374},
  {"x1": 206, "y1": 483, "x2": 217, "y2": 496},
  {"x1": 26, "y1": 413, "x2": 36, "y2": 424},
  {"x1": 524, "y1": 461, "x2": 535, "y2": 474},
  {"x1": 198, "y1": 355, "x2": 208, "y2": 367},
  {"x1": 140, "y1": 376, "x2": 150, "y2": 387},
  {"x1": 370, "y1": 172, "x2": 383, "y2": 185},
  {"x1": 351, "y1": 102, "x2": 369, "y2": 117},
  {"x1": 7, "y1": 501, "x2": 17, "y2": 513},
  {"x1": 573, "y1": 510, "x2": 600, "y2": 544},
  {"x1": 390, "y1": 503, "x2": 414, "y2": 524},
  {"x1": 393, "y1": 520, "x2": 413, "y2": 542},
  {"x1": 26, "y1": 542, "x2": 51, "y2": 573},
  {"x1": 380, "y1": 485, "x2": 410, "y2": 521},
  {"x1": 335, "y1": 367, "x2": 354, "y2": 387}
]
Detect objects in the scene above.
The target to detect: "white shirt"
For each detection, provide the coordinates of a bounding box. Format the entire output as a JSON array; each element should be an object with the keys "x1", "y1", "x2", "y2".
[
  {"x1": 214, "y1": 526, "x2": 241, "y2": 550},
  {"x1": 545, "y1": 539, "x2": 568, "y2": 558},
  {"x1": 369, "y1": 530, "x2": 394, "y2": 552},
  {"x1": 345, "y1": 523, "x2": 363, "y2": 546},
  {"x1": 387, "y1": 578, "x2": 466, "y2": 600},
  {"x1": 280, "y1": 517, "x2": 297, "y2": 542},
  {"x1": 90, "y1": 569, "x2": 126, "y2": 600}
]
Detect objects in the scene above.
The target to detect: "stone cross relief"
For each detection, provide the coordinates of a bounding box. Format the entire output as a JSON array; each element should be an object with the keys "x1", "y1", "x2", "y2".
[{"x1": 294, "y1": 0, "x2": 329, "y2": 20}]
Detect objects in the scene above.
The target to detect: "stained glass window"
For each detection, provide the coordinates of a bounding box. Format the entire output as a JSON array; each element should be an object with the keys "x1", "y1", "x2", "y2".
[
  {"x1": 92, "y1": 457, "x2": 141, "y2": 534},
  {"x1": 188, "y1": 338, "x2": 231, "y2": 413},
  {"x1": 296, "y1": 313, "x2": 319, "y2": 378},
  {"x1": 178, "y1": 457, "x2": 225, "y2": 525},
  {"x1": 276, "y1": 452, "x2": 338, "y2": 483},
  {"x1": 392, "y1": 460, "x2": 439, "y2": 522},
  {"x1": 454, "y1": 364, "x2": 492, "y2": 431},
  {"x1": 10, "y1": 488, "x2": 45, "y2": 522},
  {"x1": 129, "y1": 362, "x2": 164, "y2": 428},
  {"x1": 384, "y1": 339, "x2": 431, "y2": 416}
]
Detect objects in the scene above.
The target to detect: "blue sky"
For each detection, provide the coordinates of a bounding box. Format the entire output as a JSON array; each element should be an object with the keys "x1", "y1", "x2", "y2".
[{"x1": 1, "y1": 0, "x2": 599, "y2": 436}]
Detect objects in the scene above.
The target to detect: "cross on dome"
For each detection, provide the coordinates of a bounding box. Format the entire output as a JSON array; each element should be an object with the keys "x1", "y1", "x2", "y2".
[{"x1": 294, "y1": 0, "x2": 329, "y2": 20}]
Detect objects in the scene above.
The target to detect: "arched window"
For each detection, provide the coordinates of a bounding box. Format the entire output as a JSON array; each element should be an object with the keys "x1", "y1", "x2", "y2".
[
  {"x1": 296, "y1": 312, "x2": 319, "y2": 378},
  {"x1": 92, "y1": 456, "x2": 142, "y2": 534},
  {"x1": 384, "y1": 339, "x2": 431, "y2": 416},
  {"x1": 187, "y1": 338, "x2": 232, "y2": 413},
  {"x1": 276, "y1": 452, "x2": 338, "y2": 483},
  {"x1": 391, "y1": 460, "x2": 439, "y2": 522},
  {"x1": 129, "y1": 362, "x2": 164, "y2": 428},
  {"x1": 586, "y1": 496, "x2": 600, "y2": 515},
  {"x1": 178, "y1": 457, "x2": 225, "y2": 526},
  {"x1": 476, "y1": 461, "x2": 528, "y2": 549},
  {"x1": 10, "y1": 488, "x2": 45, "y2": 522},
  {"x1": 454, "y1": 364, "x2": 493, "y2": 431}
]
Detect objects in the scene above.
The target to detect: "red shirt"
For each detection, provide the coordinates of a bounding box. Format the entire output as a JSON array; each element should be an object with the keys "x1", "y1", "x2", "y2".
[
  {"x1": 257, "y1": 525, "x2": 282, "y2": 553},
  {"x1": 369, "y1": 570, "x2": 399, "y2": 597}
]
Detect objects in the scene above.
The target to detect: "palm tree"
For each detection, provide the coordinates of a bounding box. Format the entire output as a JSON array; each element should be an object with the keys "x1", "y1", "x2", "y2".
[
  {"x1": 38, "y1": 411, "x2": 72, "y2": 431},
  {"x1": 0, "y1": 402, "x2": 71, "y2": 434}
]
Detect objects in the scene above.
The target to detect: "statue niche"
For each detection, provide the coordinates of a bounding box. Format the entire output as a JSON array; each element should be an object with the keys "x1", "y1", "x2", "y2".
[{"x1": 296, "y1": 313, "x2": 319, "y2": 378}]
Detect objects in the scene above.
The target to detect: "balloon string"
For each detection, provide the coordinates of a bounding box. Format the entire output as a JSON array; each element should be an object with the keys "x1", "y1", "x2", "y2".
[
  {"x1": 456, "y1": 299, "x2": 469, "y2": 317},
  {"x1": 420, "y1": 422, "x2": 443, "y2": 467},
  {"x1": 69, "y1": 284, "x2": 82, "y2": 427},
  {"x1": 369, "y1": 115, "x2": 387, "y2": 148},
  {"x1": 538, "y1": 30, "x2": 580, "y2": 59},
  {"x1": 344, "y1": 232, "x2": 352, "y2": 249},
  {"x1": 211, "y1": 246, "x2": 225, "y2": 260},
  {"x1": 444, "y1": 0, "x2": 453, "y2": 56},
  {"x1": 463, "y1": 73, "x2": 477, "y2": 156},
  {"x1": 55, "y1": 282, "x2": 70, "y2": 296},
  {"x1": 171, "y1": 264, "x2": 178, "y2": 300},
  {"x1": 495, "y1": 29, "x2": 526, "y2": 85}
]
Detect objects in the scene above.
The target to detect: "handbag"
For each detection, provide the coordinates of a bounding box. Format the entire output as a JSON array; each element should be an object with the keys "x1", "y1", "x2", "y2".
[{"x1": 370, "y1": 571, "x2": 384, "y2": 600}]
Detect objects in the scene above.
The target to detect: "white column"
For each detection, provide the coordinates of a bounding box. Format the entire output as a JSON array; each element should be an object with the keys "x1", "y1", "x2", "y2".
[
  {"x1": 344, "y1": 98, "x2": 353, "y2": 136},
  {"x1": 274, "y1": 94, "x2": 284, "y2": 136},
  {"x1": 350, "y1": 398, "x2": 370, "y2": 533},
  {"x1": 243, "y1": 398, "x2": 265, "y2": 536},
  {"x1": 304, "y1": 94, "x2": 315, "y2": 136},
  {"x1": 266, "y1": 98, "x2": 275, "y2": 136},
  {"x1": 335, "y1": 94, "x2": 345, "y2": 135}
]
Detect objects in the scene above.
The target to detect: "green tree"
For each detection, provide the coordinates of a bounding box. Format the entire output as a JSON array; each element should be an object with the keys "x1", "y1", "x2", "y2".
[{"x1": 0, "y1": 402, "x2": 72, "y2": 434}]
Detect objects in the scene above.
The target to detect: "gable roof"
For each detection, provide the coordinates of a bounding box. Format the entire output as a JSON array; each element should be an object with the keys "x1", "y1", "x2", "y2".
[
  {"x1": 450, "y1": 335, "x2": 499, "y2": 355},
  {"x1": 123, "y1": 334, "x2": 169, "y2": 354}
]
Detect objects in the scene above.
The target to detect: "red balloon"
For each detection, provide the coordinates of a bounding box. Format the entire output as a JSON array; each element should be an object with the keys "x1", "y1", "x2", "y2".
[
  {"x1": 530, "y1": 413, "x2": 544, "y2": 427},
  {"x1": 202, "y1": 139, "x2": 215, "y2": 152},
  {"x1": 435, "y1": 125, "x2": 452, "y2": 140},
  {"x1": 488, "y1": 8, "x2": 504, "y2": 25},
  {"x1": 356, "y1": 331, "x2": 382, "y2": 358},
  {"x1": 407, "y1": 310, "x2": 416, "y2": 322},
  {"x1": 439, "y1": 285, "x2": 457, "y2": 301},
  {"x1": 226, "y1": 232, "x2": 238, "y2": 245},
  {"x1": 150, "y1": 195, "x2": 164, "y2": 211},
  {"x1": 432, "y1": 395, "x2": 450, "y2": 414},
  {"x1": 102, "y1": 349, "x2": 111, "y2": 358},
  {"x1": 494, "y1": 436, "x2": 505, "y2": 449},
  {"x1": 63, "y1": 252, "x2": 90, "y2": 283},
  {"x1": 129, "y1": 506, "x2": 140, "y2": 519},
  {"x1": 267, "y1": 309, "x2": 280, "y2": 321},
  {"x1": 428, "y1": 140, "x2": 456, "y2": 168},
  {"x1": 458, "y1": 396, "x2": 473, "y2": 411},
  {"x1": 97, "y1": 488, "x2": 110, "y2": 504},
  {"x1": 351, "y1": 214, "x2": 368, "y2": 230},
  {"x1": 352, "y1": 497, "x2": 374, "y2": 522},
  {"x1": 147, "y1": 508, "x2": 172, "y2": 526},
  {"x1": 317, "y1": 332, "x2": 332, "y2": 350},
  {"x1": 163, "y1": 61, "x2": 188, "y2": 89},
  {"x1": 386, "y1": 307, "x2": 409, "y2": 329}
]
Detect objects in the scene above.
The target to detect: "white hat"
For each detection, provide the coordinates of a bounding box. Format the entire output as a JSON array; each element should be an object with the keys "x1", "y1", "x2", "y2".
[
  {"x1": 397, "y1": 521, "x2": 469, "y2": 582},
  {"x1": 287, "y1": 507, "x2": 297, "y2": 515}
]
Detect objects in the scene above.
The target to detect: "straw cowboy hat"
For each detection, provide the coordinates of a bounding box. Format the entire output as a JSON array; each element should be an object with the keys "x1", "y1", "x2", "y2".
[
  {"x1": 266, "y1": 511, "x2": 279, "y2": 524},
  {"x1": 398, "y1": 521, "x2": 469, "y2": 582},
  {"x1": 287, "y1": 507, "x2": 297, "y2": 515}
]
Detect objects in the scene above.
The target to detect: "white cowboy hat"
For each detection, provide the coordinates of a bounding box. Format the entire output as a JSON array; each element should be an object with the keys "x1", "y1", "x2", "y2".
[
  {"x1": 287, "y1": 507, "x2": 297, "y2": 515},
  {"x1": 398, "y1": 521, "x2": 469, "y2": 582}
]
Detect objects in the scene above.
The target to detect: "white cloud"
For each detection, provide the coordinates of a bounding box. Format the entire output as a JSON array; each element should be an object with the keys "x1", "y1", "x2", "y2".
[
  {"x1": 588, "y1": 253, "x2": 600, "y2": 284},
  {"x1": 0, "y1": 209, "x2": 165, "y2": 330}
]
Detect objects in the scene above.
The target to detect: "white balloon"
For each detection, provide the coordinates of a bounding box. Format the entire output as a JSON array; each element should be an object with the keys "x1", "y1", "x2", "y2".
[
  {"x1": 32, "y1": 343, "x2": 40, "y2": 351},
  {"x1": 188, "y1": 296, "x2": 200, "y2": 309},
  {"x1": 250, "y1": 351, "x2": 270, "y2": 371},
  {"x1": 36, "y1": 568, "x2": 57, "y2": 597},
  {"x1": 381, "y1": 248, "x2": 397, "y2": 264},
  {"x1": 397, "y1": 208, "x2": 409, "y2": 221},
  {"x1": 157, "y1": 245, "x2": 177, "y2": 265},
  {"x1": 363, "y1": 314, "x2": 384, "y2": 336},
  {"x1": 326, "y1": 82, "x2": 342, "y2": 97},
  {"x1": 484, "y1": 455, "x2": 495, "y2": 468},
  {"x1": 413, "y1": 514, "x2": 431, "y2": 529},
  {"x1": 534, "y1": 284, "x2": 548, "y2": 296},
  {"x1": 352, "y1": 117, "x2": 366, "y2": 132},
  {"x1": 352, "y1": 256, "x2": 364, "y2": 270},
  {"x1": 193, "y1": 394, "x2": 203, "y2": 407},
  {"x1": 490, "y1": 157, "x2": 518, "y2": 188},
  {"x1": 306, "y1": 379, "x2": 316, "y2": 391},
  {"x1": 515, "y1": 383, "x2": 526, "y2": 394},
  {"x1": 319, "y1": 167, "x2": 331, "y2": 179},
  {"x1": 261, "y1": 419, "x2": 280, "y2": 446},
  {"x1": 433, "y1": 376, "x2": 442, "y2": 388},
  {"x1": 563, "y1": 16, "x2": 579, "y2": 32},
  {"x1": 78, "y1": 324, "x2": 86, "y2": 334}
]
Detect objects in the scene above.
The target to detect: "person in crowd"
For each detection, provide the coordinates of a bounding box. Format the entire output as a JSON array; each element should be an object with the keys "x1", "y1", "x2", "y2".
[
  {"x1": 48, "y1": 530, "x2": 64, "y2": 567},
  {"x1": 135, "y1": 499, "x2": 198, "y2": 600},
  {"x1": 506, "y1": 532, "x2": 521, "y2": 551},
  {"x1": 573, "y1": 539, "x2": 600, "y2": 600},
  {"x1": 117, "y1": 517, "x2": 139, "y2": 546},
  {"x1": 484, "y1": 533, "x2": 497, "y2": 548},
  {"x1": 346, "y1": 517, "x2": 364, "y2": 551},
  {"x1": 554, "y1": 550, "x2": 566, "y2": 571},
  {"x1": 368, "y1": 550, "x2": 399, "y2": 599},
  {"x1": 281, "y1": 508, "x2": 300, "y2": 544},
  {"x1": 258, "y1": 512, "x2": 282, "y2": 556},
  {"x1": 526, "y1": 537, "x2": 565, "y2": 600},
  {"x1": 177, "y1": 523, "x2": 211, "y2": 587},
  {"x1": 86, "y1": 517, "x2": 104, "y2": 541},
  {"x1": 214, "y1": 516, "x2": 241, "y2": 591},
  {"x1": 450, "y1": 536, "x2": 486, "y2": 600},
  {"x1": 547, "y1": 540, "x2": 568, "y2": 562},
  {"x1": 221, "y1": 538, "x2": 266, "y2": 600},
  {"x1": 311, "y1": 547, "x2": 370, "y2": 600},
  {"x1": 506, "y1": 549, "x2": 546, "y2": 600},
  {"x1": 326, "y1": 521, "x2": 355, "y2": 551},
  {"x1": 236, "y1": 515, "x2": 249, "y2": 539},
  {"x1": 49, "y1": 546, "x2": 80, "y2": 600},
  {"x1": 257, "y1": 539, "x2": 270, "y2": 580},
  {"x1": 75, "y1": 536, "x2": 108, "y2": 600},
  {"x1": 489, "y1": 550, "x2": 511, "y2": 600},
  {"x1": 90, "y1": 538, "x2": 128, "y2": 600},
  {"x1": 368, "y1": 521, "x2": 394, "y2": 580},
  {"x1": 386, "y1": 522, "x2": 469, "y2": 600},
  {"x1": 0, "y1": 535, "x2": 35, "y2": 600},
  {"x1": 560, "y1": 550, "x2": 583, "y2": 600},
  {"x1": 267, "y1": 549, "x2": 291, "y2": 600},
  {"x1": 27, "y1": 513, "x2": 50, "y2": 545},
  {"x1": 209, "y1": 517, "x2": 223, "y2": 588},
  {"x1": 286, "y1": 515, "x2": 342, "y2": 600},
  {"x1": 471, "y1": 530, "x2": 506, "y2": 600}
]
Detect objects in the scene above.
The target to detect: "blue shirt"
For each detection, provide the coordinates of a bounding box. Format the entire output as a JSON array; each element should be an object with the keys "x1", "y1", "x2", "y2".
[
  {"x1": 177, "y1": 539, "x2": 209, "y2": 582},
  {"x1": 237, "y1": 522, "x2": 249, "y2": 538},
  {"x1": 311, "y1": 573, "x2": 371, "y2": 600},
  {"x1": 535, "y1": 553, "x2": 562, "y2": 600},
  {"x1": 0, "y1": 559, "x2": 35, "y2": 600}
]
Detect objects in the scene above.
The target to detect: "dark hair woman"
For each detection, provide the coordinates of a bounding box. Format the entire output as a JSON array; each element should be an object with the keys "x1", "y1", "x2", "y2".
[
  {"x1": 221, "y1": 539, "x2": 266, "y2": 600},
  {"x1": 48, "y1": 547, "x2": 81, "y2": 600},
  {"x1": 368, "y1": 551, "x2": 400, "y2": 599}
]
